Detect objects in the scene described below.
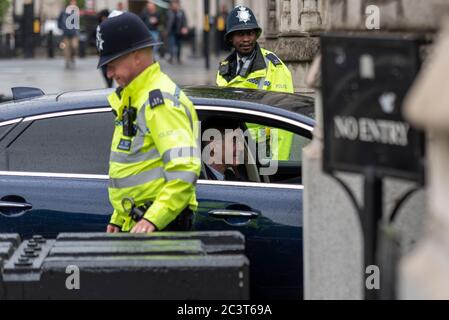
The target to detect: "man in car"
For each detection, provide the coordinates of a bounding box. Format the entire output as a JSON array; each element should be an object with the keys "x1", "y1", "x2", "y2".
[
  {"x1": 96, "y1": 11, "x2": 201, "y2": 234},
  {"x1": 216, "y1": 5, "x2": 294, "y2": 161},
  {"x1": 201, "y1": 118, "x2": 248, "y2": 182}
]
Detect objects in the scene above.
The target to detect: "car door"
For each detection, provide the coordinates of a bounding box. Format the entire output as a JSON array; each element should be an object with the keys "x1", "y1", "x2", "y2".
[
  {"x1": 0, "y1": 108, "x2": 114, "y2": 239},
  {"x1": 193, "y1": 105, "x2": 313, "y2": 299}
]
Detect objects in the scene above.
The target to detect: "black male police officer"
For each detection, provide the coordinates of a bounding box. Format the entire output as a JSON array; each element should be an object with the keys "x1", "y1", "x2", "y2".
[
  {"x1": 216, "y1": 5, "x2": 294, "y2": 93},
  {"x1": 96, "y1": 11, "x2": 201, "y2": 234},
  {"x1": 216, "y1": 6, "x2": 294, "y2": 160}
]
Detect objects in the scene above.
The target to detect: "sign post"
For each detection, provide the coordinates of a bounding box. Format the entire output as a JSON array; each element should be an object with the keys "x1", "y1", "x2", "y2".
[
  {"x1": 321, "y1": 33, "x2": 425, "y2": 299},
  {"x1": 363, "y1": 168, "x2": 383, "y2": 300}
]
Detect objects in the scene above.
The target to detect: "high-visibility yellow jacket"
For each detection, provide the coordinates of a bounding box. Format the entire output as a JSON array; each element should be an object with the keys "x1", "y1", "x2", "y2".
[
  {"x1": 108, "y1": 62, "x2": 201, "y2": 232},
  {"x1": 216, "y1": 45, "x2": 294, "y2": 160},
  {"x1": 216, "y1": 45, "x2": 293, "y2": 93}
]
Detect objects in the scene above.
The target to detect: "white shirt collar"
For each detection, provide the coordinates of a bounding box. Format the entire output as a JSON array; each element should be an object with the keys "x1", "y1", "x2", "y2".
[{"x1": 236, "y1": 54, "x2": 248, "y2": 75}]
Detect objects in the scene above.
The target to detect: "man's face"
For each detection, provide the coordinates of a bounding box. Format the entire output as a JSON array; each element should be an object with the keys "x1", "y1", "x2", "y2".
[
  {"x1": 224, "y1": 131, "x2": 245, "y2": 166},
  {"x1": 147, "y1": 3, "x2": 156, "y2": 13},
  {"x1": 171, "y1": 1, "x2": 180, "y2": 11},
  {"x1": 106, "y1": 53, "x2": 138, "y2": 87},
  {"x1": 208, "y1": 130, "x2": 245, "y2": 167},
  {"x1": 230, "y1": 29, "x2": 257, "y2": 56}
]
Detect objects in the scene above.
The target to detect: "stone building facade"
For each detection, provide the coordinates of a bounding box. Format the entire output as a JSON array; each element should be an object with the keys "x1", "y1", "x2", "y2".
[
  {"x1": 295, "y1": 0, "x2": 448, "y2": 299},
  {"x1": 235, "y1": 0, "x2": 449, "y2": 90},
  {"x1": 235, "y1": 0, "x2": 449, "y2": 300},
  {"x1": 235, "y1": 0, "x2": 323, "y2": 93}
]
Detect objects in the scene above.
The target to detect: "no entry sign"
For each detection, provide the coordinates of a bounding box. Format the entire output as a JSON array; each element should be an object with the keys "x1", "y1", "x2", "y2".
[{"x1": 321, "y1": 33, "x2": 425, "y2": 182}]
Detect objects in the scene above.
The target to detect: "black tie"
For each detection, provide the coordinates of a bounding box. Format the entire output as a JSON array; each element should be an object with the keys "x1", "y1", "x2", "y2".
[{"x1": 237, "y1": 59, "x2": 244, "y2": 76}]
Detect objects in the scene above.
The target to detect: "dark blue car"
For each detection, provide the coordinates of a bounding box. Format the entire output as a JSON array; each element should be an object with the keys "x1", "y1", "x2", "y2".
[{"x1": 0, "y1": 86, "x2": 314, "y2": 299}]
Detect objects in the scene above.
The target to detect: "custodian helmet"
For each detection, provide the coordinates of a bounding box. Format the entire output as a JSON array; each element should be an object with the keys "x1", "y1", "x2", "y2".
[
  {"x1": 224, "y1": 6, "x2": 262, "y2": 43},
  {"x1": 96, "y1": 11, "x2": 162, "y2": 68}
]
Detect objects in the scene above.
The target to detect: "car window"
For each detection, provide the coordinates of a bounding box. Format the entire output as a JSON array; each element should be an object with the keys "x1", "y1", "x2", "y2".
[
  {"x1": 0, "y1": 112, "x2": 114, "y2": 174},
  {"x1": 246, "y1": 123, "x2": 311, "y2": 161},
  {"x1": 200, "y1": 117, "x2": 311, "y2": 185},
  {"x1": 245, "y1": 122, "x2": 311, "y2": 184}
]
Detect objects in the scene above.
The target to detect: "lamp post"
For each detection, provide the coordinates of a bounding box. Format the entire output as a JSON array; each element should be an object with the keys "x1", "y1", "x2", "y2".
[
  {"x1": 23, "y1": 0, "x2": 34, "y2": 58},
  {"x1": 203, "y1": 0, "x2": 210, "y2": 69}
]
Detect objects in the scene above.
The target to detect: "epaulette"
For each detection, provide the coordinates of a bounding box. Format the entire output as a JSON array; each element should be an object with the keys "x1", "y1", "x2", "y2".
[
  {"x1": 265, "y1": 53, "x2": 282, "y2": 66},
  {"x1": 219, "y1": 60, "x2": 230, "y2": 75},
  {"x1": 148, "y1": 89, "x2": 165, "y2": 109}
]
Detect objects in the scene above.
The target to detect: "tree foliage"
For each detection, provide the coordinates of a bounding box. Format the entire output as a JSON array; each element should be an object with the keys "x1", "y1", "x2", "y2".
[
  {"x1": 65, "y1": 0, "x2": 86, "y2": 9},
  {"x1": 0, "y1": 0, "x2": 10, "y2": 25}
]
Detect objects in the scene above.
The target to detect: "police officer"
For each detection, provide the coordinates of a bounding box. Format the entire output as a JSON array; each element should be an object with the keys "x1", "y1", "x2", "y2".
[
  {"x1": 216, "y1": 6, "x2": 294, "y2": 160},
  {"x1": 216, "y1": 5, "x2": 294, "y2": 92},
  {"x1": 96, "y1": 11, "x2": 201, "y2": 234}
]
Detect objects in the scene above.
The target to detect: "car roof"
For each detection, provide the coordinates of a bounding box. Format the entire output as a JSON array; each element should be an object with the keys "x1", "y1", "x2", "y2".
[{"x1": 0, "y1": 86, "x2": 315, "y2": 127}]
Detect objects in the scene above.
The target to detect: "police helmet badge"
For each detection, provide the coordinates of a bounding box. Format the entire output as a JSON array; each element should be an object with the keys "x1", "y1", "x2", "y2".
[
  {"x1": 96, "y1": 26, "x2": 104, "y2": 52},
  {"x1": 236, "y1": 6, "x2": 251, "y2": 24}
]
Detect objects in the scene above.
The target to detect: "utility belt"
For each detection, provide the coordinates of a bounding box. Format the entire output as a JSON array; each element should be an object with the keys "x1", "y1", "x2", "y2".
[{"x1": 121, "y1": 197, "x2": 193, "y2": 231}]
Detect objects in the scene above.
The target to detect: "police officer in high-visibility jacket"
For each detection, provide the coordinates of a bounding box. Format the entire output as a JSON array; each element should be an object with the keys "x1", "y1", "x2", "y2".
[
  {"x1": 96, "y1": 11, "x2": 201, "y2": 234},
  {"x1": 216, "y1": 6, "x2": 294, "y2": 160}
]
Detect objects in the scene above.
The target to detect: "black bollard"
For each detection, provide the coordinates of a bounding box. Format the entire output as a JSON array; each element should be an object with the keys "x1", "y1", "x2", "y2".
[
  {"x1": 78, "y1": 32, "x2": 86, "y2": 58},
  {"x1": 47, "y1": 30, "x2": 54, "y2": 58}
]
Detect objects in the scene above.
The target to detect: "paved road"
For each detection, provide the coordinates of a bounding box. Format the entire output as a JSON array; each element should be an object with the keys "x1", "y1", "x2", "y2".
[{"x1": 0, "y1": 54, "x2": 224, "y2": 97}]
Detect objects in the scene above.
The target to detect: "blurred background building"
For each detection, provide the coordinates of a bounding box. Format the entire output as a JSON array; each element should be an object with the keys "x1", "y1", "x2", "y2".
[
  {"x1": 0, "y1": 0, "x2": 323, "y2": 92},
  {"x1": 4, "y1": 1, "x2": 447, "y2": 92}
]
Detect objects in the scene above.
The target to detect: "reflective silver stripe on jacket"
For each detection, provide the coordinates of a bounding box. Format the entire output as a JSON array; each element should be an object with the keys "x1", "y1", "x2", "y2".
[
  {"x1": 162, "y1": 92, "x2": 180, "y2": 107},
  {"x1": 110, "y1": 148, "x2": 160, "y2": 164},
  {"x1": 162, "y1": 89, "x2": 193, "y2": 130},
  {"x1": 162, "y1": 147, "x2": 200, "y2": 164},
  {"x1": 258, "y1": 56, "x2": 271, "y2": 89},
  {"x1": 258, "y1": 77, "x2": 265, "y2": 89},
  {"x1": 182, "y1": 104, "x2": 194, "y2": 130},
  {"x1": 109, "y1": 167, "x2": 164, "y2": 188},
  {"x1": 165, "y1": 170, "x2": 198, "y2": 184},
  {"x1": 130, "y1": 104, "x2": 149, "y2": 154},
  {"x1": 174, "y1": 86, "x2": 181, "y2": 104},
  {"x1": 109, "y1": 167, "x2": 197, "y2": 188}
]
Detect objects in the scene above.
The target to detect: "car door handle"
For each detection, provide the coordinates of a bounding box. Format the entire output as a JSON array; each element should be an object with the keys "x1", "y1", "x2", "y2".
[
  {"x1": 0, "y1": 201, "x2": 33, "y2": 210},
  {"x1": 208, "y1": 209, "x2": 259, "y2": 219}
]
